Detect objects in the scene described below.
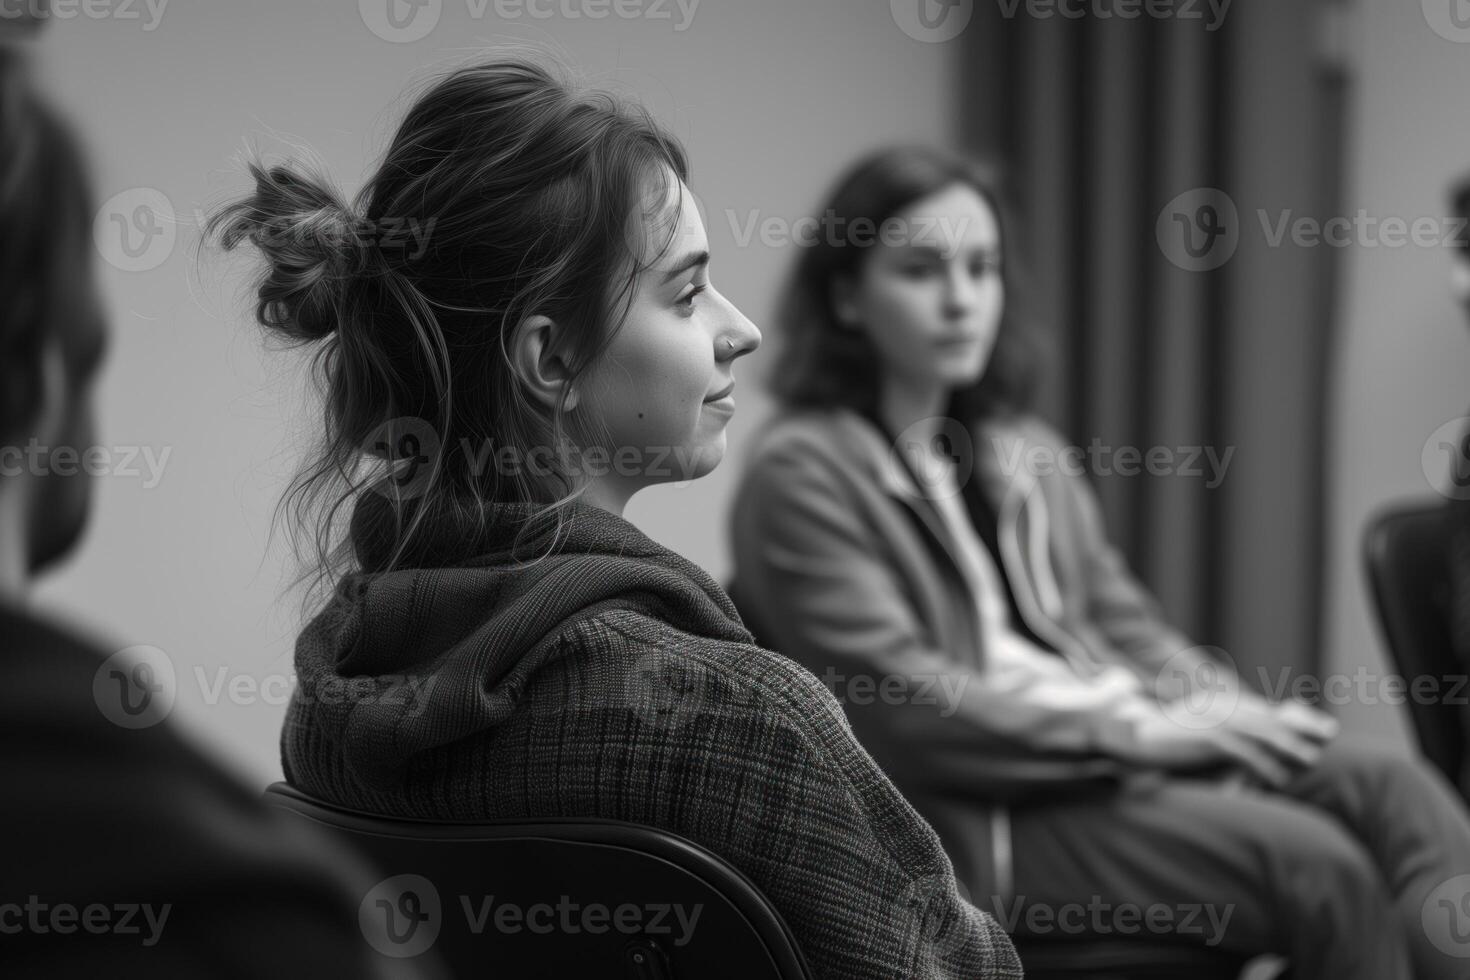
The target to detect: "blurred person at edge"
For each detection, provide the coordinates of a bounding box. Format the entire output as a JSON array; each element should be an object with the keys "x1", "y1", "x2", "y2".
[
  {"x1": 0, "y1": 45, "x2": 439, "y2": 980},
  {"x1": 1445, "y1": 172, "x2": 1470, "y2": 800},
  {"x1": 731, "y1": 144, "x2": 1470, "y2": 980}
]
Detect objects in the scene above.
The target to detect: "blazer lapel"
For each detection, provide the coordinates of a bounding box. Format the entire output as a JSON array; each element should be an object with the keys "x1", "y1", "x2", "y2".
[
  {"x1": 845, "y1": 409, "x2": 978, "y2": 592},
  {"x1": 971, "y1": 422, "x2": 1051, "y2": 614}
]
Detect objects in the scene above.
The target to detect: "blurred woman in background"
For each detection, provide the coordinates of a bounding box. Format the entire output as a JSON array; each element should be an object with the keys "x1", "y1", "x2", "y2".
[
  {"x1": 730, "y1": 144, "x2": 1470, "y2": 980},
  {"x1": 210, "y1": 58, "x2": 1021, "y2": 980}
]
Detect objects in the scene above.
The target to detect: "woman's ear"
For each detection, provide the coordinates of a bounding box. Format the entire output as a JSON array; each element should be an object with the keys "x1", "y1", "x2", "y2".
[{"x1": 510, "y1": 314, "x2": 580, "y2": 411}]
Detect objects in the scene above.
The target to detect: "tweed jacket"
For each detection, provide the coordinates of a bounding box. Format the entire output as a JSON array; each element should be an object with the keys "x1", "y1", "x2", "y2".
[{"x1": 281, "y1": 494, "x2": 1023, "y2": 980}]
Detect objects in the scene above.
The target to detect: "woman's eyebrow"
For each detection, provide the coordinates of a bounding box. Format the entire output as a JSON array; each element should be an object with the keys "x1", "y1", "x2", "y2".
[{"x1": 658, "y1": 249, "x2": 709, "y2": 285}]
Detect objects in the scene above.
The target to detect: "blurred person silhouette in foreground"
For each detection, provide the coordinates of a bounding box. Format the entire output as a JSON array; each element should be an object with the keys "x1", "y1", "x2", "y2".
[
  {"x1": 730, "y1": 144, "x2": 1470, "y2": 980},
  {"x1": 0, "y1": 43, "x2": 433, "y2": 980}
]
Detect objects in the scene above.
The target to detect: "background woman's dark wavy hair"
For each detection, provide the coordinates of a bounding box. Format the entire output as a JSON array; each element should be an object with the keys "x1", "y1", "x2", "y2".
[
  {"x1": 770, "y1": 144, "x2": 1044, "y2": 426},
  {"x1": 0, "y1": 47, "x2": 96, "y2": 447},
  {"x1": 207, "y1": 56, "x2": 691, "y2": 606}
]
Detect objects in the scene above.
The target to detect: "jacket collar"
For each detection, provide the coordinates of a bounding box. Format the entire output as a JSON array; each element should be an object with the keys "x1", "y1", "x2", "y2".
[
  {"x1": 827, "y1": 406, "x2": 1052, "y2": 612},
  {"x1": 830, "y1": 407, "x2": 983, "y2": 583},
  {"x1": 830, "y1": 406, "x2": 1034, "y2": 513}
]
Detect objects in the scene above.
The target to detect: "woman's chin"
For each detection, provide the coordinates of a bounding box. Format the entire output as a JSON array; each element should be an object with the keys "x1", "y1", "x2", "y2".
[
  {"x1": 938, "y1": 357, "x2": 991, "y2": 388},
  {"x1": 678, "y1": 432, "x2": 725, "y2": 481}
]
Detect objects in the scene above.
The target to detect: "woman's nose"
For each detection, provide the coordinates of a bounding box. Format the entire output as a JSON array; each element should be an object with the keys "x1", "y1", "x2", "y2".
[{"x1": 720, "y1": 296, "x2": 762, "y2": 357}]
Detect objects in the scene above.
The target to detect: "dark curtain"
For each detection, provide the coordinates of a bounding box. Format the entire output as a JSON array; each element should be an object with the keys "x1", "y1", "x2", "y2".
[{"x1": 961, "y1": 1, "x2": 1351, "y2": 683}]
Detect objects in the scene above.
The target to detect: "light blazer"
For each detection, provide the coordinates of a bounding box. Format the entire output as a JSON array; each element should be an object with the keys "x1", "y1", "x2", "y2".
[{"x1": 728, "y1": 405, "x2": 1218, "y2": 895}]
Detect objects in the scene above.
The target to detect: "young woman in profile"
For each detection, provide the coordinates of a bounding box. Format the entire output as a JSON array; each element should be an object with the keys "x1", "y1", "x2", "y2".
[
  {"x1": 729, "y1": 144, "x2": 1470, "y2": 980},
  {"x1": 209, "y1": 59, "x2": 1021, "y2": 980}
]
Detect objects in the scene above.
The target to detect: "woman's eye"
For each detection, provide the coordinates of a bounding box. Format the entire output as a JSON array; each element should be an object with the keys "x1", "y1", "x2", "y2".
[{"x1": 676, "y1": 284, "x2": 708, "y2": 312}]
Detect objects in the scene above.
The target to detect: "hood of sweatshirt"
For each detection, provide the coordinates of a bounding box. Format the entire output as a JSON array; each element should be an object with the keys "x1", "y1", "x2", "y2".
[{"x1": 285, "y1": 492, "x2": 754, "y2": 791}]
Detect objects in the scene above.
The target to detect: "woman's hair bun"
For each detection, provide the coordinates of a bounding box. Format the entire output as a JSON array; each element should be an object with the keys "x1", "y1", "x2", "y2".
[{"x1": 209, "y1": 160, "x2": 369, "y2": 343}]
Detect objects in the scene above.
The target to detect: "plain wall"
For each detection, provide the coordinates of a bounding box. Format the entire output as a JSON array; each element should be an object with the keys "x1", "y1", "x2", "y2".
[
  {"x1": 27, "y1": 0, "x2": 958, "y2": 785},
  {"x1": 1321, "y1": 0, "x2": 1470, "y2": 746}
]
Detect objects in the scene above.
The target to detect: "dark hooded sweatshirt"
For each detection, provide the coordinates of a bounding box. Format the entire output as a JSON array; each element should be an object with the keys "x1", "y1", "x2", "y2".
[{"x1": 282, "y1": 494, "x2": 1022, "y2": 980}]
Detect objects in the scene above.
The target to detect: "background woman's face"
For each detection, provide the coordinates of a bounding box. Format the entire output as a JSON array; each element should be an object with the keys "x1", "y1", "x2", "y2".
[
  {"x1": 842, "y1": 182, "x2": 1004, "y2": 394},
  {"x1": 574, "y1": 171, "x2": 760, "y2": 490}
]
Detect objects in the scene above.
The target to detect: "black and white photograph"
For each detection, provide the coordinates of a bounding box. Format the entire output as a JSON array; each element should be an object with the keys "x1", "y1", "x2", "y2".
[{"x1": 3, "y1": 0, "x2": 1470, "y2": 977}]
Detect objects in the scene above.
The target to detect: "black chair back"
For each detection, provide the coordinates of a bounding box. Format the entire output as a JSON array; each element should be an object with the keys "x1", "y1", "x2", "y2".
[
  {"x1": 1364, "y1": 500, "x2": 1465, "y2": 784},
  {"x1": 264, "y1": 783, "x2": 812, "y2": 980}
]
